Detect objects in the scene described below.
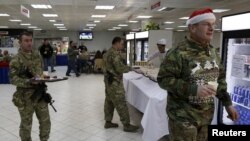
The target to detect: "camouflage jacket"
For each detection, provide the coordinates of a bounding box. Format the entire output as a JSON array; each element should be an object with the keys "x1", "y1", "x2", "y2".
[
  {"x1": 103, "y1": 47, "x2": 130, "y2": 83},
  {"x1": 9, "y1": 49, "x2": 43, "y2": 88},
  {"x1": 157, "y1": 37, "x2": 232, "y2": 125},
  {"x1": 67, "y1": 47, "x2": 78, "y2": 61}
]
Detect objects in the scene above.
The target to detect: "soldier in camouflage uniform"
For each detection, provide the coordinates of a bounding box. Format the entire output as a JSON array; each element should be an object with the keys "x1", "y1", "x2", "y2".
[
  {"x1": 103, "y1": 37, "x2": 139, "y2": 132},
  {"x1": 9, "y1": 32, "x2": 51, "y2": 141},
  {"x1": 157, "y1": 8, "x2": 238, "y2": 141}
]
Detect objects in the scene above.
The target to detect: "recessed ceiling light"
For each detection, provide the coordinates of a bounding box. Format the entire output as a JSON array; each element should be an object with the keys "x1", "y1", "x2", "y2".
[
  {"x1": 57, "y1": 27, "x2": 66, "y2": 28},
  {"x1": 9, "y1": 19, "x2": 22, "y2": 22},
  {"x1": 49, "y1": 20, "x2": 56, "y2": 22},
  {"x1": 178, "y1": 25, "x2": 187, "y2": 28},
  {"x1": 42, "y1": 14, "x2": 58, "y2": 17},
  {"x1": 108, "y1": 29, "x2": 116, "y2": 31},
  {"x1": 136, "y1": 15, "x2": 152, "y2": 19},
  {"x1": 165, "y1": 28, "x2": 173, "y2": 30},
  {"x1": 177, "y1": 30, "x2": 185, "y2": 32},
  {"x1": 89, "y1": 27, "x2": 94, "y2": 29},
  {"x1": 31, "y1": 4, "x2": 52, "y2": 9},
  {"x1": 86, "y1": 24, "x2": 96, "y2": 26},
  {"x1": 94, "y1": 20, "x2": 100, "y2": 23},
  {"x1": 128, "y1": 21, "x2": 138, "y2": 23},
  {"x1": 0, "y1": 13, "x2": 10, "y2": 16},
  {"x1": 83, "y1": 28, "x2": 91, "y2": 31},
  {"x1": 95, "y1": 5, "x2": 115, "y2": 10},
  {"x1": 0, "y1": 26, "x2": 8, "y2": 28},
  {"x1": 179, "y1": 17, "x2": 189, "y2": 20},
  {"x1": 113, "y1": 27, "x2": 121, "y2": 29},
  {"x1": 118, "y1": 24, "x2": 128, "y2": 27},
  {"x1": 91, "y1": 15, "x2": 106, "y2": 18},
  {"x1": 28, "y1": 26, "x2": 37, "y2": 29},
  {"x1": 132, "y1": 29, "x2": 140, "y2": 31},
  {"x1": 213, "y1": 9, "x2": 230, "y2": 13},
  {"x1": 59, "y1": 29, "x2": 67, "y2": 30},
  {"x1": 158, "y1": 7, "x2": 167, "y2": 11},
  {"x1": 20, "y1": 23, "x2": 31, "y2": 26},
  {"x1": 54, "y1": 24, "x2": 64, "y2": 26},
  {"x1": 34, "y1": 29, "x2": 42, "y2": 30},
  {"x1": 164, "y1": 21, "x2": 174, "y2": 24}
]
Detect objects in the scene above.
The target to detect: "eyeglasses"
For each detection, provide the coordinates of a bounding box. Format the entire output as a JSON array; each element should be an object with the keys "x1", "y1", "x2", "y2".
[{"x1": 198, "y1": 22, "x2": 216, "y2": 28}]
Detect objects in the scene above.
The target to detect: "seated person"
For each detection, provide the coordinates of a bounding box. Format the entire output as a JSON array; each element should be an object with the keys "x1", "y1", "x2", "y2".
[{"x1": 2, "y1": 50, "x2": 12, "y2": 63}]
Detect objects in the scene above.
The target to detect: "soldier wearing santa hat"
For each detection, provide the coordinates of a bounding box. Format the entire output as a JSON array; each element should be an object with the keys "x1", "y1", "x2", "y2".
[{"x1": 157, "y1": 8, "x2": 238, "y2": 141}]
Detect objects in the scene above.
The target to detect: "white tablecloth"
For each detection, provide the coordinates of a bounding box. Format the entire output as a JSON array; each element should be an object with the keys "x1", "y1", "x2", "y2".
[{"x1": 123, "y1": 71, "x2": 168, "y2": 141}]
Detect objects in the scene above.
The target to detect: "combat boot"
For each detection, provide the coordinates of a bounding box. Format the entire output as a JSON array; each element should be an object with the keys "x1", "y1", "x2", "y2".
[
  {"x1": 104, "y1": 121, "x2": 119, "y2": 128},
  {"x1": 123, "y1": 124, "x2": 139, "y2": 132}
]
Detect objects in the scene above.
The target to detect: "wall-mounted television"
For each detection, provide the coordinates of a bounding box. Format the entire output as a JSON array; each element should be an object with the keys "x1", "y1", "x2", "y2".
[{"x1": 79, "y1": 31, "x2": 93, "y2": 40}]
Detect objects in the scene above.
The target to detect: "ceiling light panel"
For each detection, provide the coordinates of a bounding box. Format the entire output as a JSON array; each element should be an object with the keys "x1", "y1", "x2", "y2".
[
  {"x1": 49, "y1": 20, "x2": 56, "y2": 22},
  {"x1": 164, "y1": 21, "x2": 174, "y2": 24},
  {"x1": 91, "y1": 15, "x2": 106, "y2": 18},
  {"x1": 83, "y1": 28, "x2": 91, "y2": 31},
  {"x1": 136, "y1": 15, "x2": 152, "y2": 19},
  {"x1": 28, "y1": 26, "x2": 37, "y2": 28},
  {"x1": 0, "y1": 13, "x2": 10, "y2": 16},
  {"x1": 31, "y1": 5, "x2": 52, "y2": 9},
  {"x1": 0, "y1": 26, "x2": 8, "y2": 28},
  {"x1": 43, "y1": 14, "x2": 58, "y2": 17},
  {"x1": 179, "y1": 17, "x2": 189, "y2": 20},
  {"x1": 9, "y1": 19, "x2": 22, "y2": 22},
  {"x1": 54, "y1": 24, "x2": 64, "y2": 26},
  {"x1": 113, "y1": 27, "x2": 121, "y2": 29},
  {"x1": 95, "y1": 5, "x2": 115, "y2": 10},
  {"x1": 128, "y1": 21, "x2": 138, "y2": 23},
  {"x1": 20, "y1": 23, "x2": 31, "y2": 26},
  {"x1": 94, "y1": 20, "x2": 100, "y2": 23},
  {"x1": 56, "y1": 27, "x2": 66, "y2": 28},
  {"x1": 86, "y1": 24, "x2": 96, "y2": 26},
  {"x1": 118, "y1": 24, "x2": 128, "y2": 27},
  {"x1": 213, "y1": 9, "x2": 230, "y2": 13}
]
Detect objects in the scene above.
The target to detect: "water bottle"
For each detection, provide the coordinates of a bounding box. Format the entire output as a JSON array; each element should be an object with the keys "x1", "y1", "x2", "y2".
[
  {"x1": 235, "y1": 86, "x2": 239, "y2": 94},
  {"x1": 238, "y1": 86, "x2": 242, "y2": 95},
  {"x1": 233, "y1": 86, "x2": 238, "y2": 94},
  {"x1": 243, "y1": 98, "x2": 248, "y2": 107},
  {"x1": 241, "y1": 87, "x2": 246, "y2": 97}
]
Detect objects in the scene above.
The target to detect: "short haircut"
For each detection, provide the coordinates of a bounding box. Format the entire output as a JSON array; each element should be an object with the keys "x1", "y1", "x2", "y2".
[
  {"x1": 112, "y1": 37, "x2": 122, "y2": 45},
  {"x1": 19, "y1": 31, "x2": 33, "y2": 41}
]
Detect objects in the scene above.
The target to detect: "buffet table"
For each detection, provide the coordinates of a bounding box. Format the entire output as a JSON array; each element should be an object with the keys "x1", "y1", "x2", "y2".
[
  {"x1": 123, "y1": 68, "x2": 218, "y2": 141},
  {"x1": 123, "y1": 71, "x2": 168, "y2": 141}
]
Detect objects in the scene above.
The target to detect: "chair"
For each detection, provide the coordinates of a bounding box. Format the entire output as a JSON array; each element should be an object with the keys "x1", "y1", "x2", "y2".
[{"x1": 94, "y1": 59, "x2": 104, "y2": 73}]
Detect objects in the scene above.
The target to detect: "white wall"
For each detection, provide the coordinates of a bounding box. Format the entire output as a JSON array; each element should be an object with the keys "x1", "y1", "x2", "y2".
[
  {"x1": 78, "y1": 31, "x2": 123, "y2": 52},
  {"x1": 172, "y1": 31, "x2": 222, "y2": 48},
  {"x1": 33, "y1": 30, "x2": 123, "y2": 52}
]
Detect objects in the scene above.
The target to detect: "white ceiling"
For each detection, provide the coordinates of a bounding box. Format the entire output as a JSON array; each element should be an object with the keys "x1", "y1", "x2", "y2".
[{"x1": 0, "y1": 0, "x2": 250, "y2": 32}]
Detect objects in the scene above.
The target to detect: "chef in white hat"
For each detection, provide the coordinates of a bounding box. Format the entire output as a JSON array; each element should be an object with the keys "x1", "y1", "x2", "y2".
[{"x1": 147, "y1": 38, "x2": 168, "y2": 67}]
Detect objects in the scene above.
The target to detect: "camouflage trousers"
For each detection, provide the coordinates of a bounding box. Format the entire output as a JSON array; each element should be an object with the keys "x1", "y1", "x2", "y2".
[
  {"x1": 12, "y1": 89, "x2": 51, "y2": 141},
  {"x1": 168, "y1": 118, "x2": 208, "y2": 141},
  {"x1": 104, "y1": 81, "x2": 130, "y2": 125}
]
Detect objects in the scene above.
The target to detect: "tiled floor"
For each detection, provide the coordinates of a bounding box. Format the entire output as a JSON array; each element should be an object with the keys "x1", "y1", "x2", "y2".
[{"x1": 0, "y1": 66, "x2": 168, "y2": 141}]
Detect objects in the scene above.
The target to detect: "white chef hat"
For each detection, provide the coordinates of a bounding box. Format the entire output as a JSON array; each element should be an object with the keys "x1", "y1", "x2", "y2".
[{"x1": 157, "y1": 38, "x2": 167, "y2": 45}]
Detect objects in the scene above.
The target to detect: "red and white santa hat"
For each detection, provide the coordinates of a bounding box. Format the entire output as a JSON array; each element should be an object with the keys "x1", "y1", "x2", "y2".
[{"x1": 186, "y1": 8, "x2": 216, "y2": 26}]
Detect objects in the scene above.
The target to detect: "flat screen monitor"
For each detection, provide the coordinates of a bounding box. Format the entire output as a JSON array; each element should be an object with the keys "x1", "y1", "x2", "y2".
[{"x1": 79, "y1": 32, "x2": 93, "y2": 40}]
